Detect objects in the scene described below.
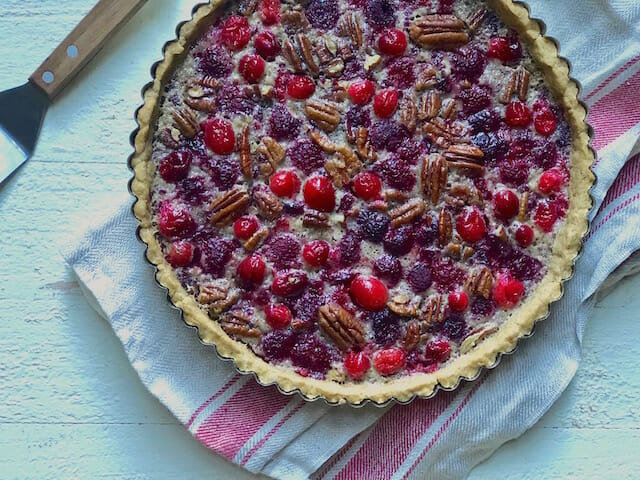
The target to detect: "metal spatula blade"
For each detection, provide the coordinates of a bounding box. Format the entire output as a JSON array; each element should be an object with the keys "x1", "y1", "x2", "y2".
[
  {"x1": 0, "y1": 83, "x2": 48, "y2": 184},
  {"x1": 0, "y1": 0, "x2": 147, "y2": 186}
]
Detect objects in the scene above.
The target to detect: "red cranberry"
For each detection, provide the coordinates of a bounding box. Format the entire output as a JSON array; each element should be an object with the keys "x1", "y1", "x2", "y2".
[
  {"x1": 221, "y1": 16, "x2": 251, "y2": 50},
  {"x1": 448, "y1": 291, "x2": 469, "y2": 312},
  {"x1": 237, "y1": 254, "x2": 267, "y2": 286},
  {"x1": 158, "y1": 202, "x2": 196, "y2": 239},
  {"x1": 534, "y1": 108, "x2": 557, "y2": 136},
  {"x1": 203, "y1": 118, "x2": 235, "y2": 155},
  {"x1": 344, "y1": 351, "x2": 371, "y2": 380},
  {"x1": 493, "y1": 189, "x2": 519, "y2": 219},
  {"x1": 259, "y1": 0, "x2": 281, "y2": 25},
  {"x1": 347, "y1": 79, "x2": 376, "y2": 105},
  {"x1": 158, "y1": 150, "x2": 191, "y2": 182},
  {"x1": 272, "y1": 270, "x2": 308, "y2": 297},
  {"x1": 239, "y1": 54, "x2": 266, "y2": 83},
  {"x1": 270, "y1": 170, "x2": 301, "y2": 198},
  {"x1": 373, "y1": 347, "x2": 406, "y2": 376},
  {"x1": 302, "y1": 240, "x2": 330, "y2": 267},
  {"x1": 287, "y1": 75, "x2": 316, "y2": 100},
  {"x1": 487, "y1": 35, "x2": 522, "y2": 62},
  {"x1": 254, "y1": 31, "x2": 281, "y2": 61},
  {"x1": 265, "y1": 303, "x2": 292, "y2": 329},
  {"x1": 538, "y1": 168, "x2": 564, "y2": 194},
  {"x1": 456, "y1": 207, "x2": 487, "y2": 243},
  {"x1": 378, "y1": 29, "x2": 407, "y2": 56},
  {"x1": 373, "y1": 89, "x2": 398, "y2": 118},
  {"x1": 349, "y1": 275, "x2": 388, "y2": 311},
  {"x1": 424, "y1": 338, "x2": 451, "y2": 363},
  {"x1": 233, "y1": 215, "x2": 259, "y2": 240},
  {"x1": 493, "y1": 273, "x2": 525, "y2": 309},
  {"x1": 167, "y1": 240, "x2": 195, "y2": 267},
  {"x1": 534, "y1": 201, "x2": 558, "y2": 232},
  {"x1": 505, "y1": 101, "x2": 532, "y2": 127},
  {"x1": 515, "y1": 224, "x2": 534, "y2": 247},
  {"x1": 352, "y1": 172, "x2": 382, "y2": 201},
  {"x1": 303, "y1": 176, "x2": 336, "y2": 212}
]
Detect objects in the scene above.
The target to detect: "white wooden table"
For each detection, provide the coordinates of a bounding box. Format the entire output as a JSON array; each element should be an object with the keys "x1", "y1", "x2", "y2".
[{"x1": 1, "y1": 1, "x2": 639, "y2": 478}]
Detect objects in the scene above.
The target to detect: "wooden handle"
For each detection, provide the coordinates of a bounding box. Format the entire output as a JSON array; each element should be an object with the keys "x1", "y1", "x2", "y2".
[{"x1": 30, "y1": 0, "x2": 147, "y2": 99}]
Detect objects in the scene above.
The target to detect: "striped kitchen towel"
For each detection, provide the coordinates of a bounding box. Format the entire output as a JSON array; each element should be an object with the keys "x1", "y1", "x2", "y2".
[{"x1": 62, "y1": 1, "x2": 640, "y2": 478}]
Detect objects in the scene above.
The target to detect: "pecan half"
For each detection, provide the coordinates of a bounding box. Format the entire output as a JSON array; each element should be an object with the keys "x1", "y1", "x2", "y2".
[
  {"x1": 399, "y1": 97, "x2": 418, "y2": 132},
  {"x1": 503, "y1": 66, "x2": 530, "y2": 103},
  {"x1": 421, "y1": 153, "x2": 448, "y2": 204},
  {"x1": 445, "y1": 183, "x2": 483, "y2": 207},
  {"x1": 355, "y1": 127, "x2": 377, "y2": 162},
  {"x1": 173, "y1": 108, "x2": 198, "y2": 139},
  {"x1": 423, "y1": 118, "x2": 468, "y2": 148},
  {"x1": 388, "y1": 294, "x2": 421, "y2": 317},
  {"x1": 465, "y1": 267, "x2": 493, "y2": 299},
  {"x1": 296, "y1": 33, "x2": 320, "y2": 76},
  {"x1": 438, "y1": 208, "x2": 453, "y2": 246},
  {"x1": 318, "y1": 304, "x2": 365, "y2": 351},
  {"x1": 324, "y1": 58, "x2": 345, "y2": 77},
  {"x1": 282, "y1": 38, "x2": 303, "y2": 72},
  {"x1": 444, "y1": 144, "x2": 485, "y2": 163},
  {"x1": 220, "y1": 310, "x2": 261, "y2": 338},
  {"x1": 440, "y1": 98, "x2": 458, "y2": 119},
  {"x1": 199, "y1": 282, "x2": 240, "y2": 315},
  {"x1": 445, "y1": 243, "x2": 474, "y2": 260},
  {"x1": 305, "y1": 100, "x2": 341, "y2": 132},
  {"x1": 254, "y1": 188, "x2": 283, "y2": 220},
  {"x1": 519, "y1": 191, "x2": 529, "y2": 221},
  {"x1": 389, "y1": 198, "x2": 426, "y2": 228},
  {"x1": 409, "y1": 15, "x2": 469, "y2": 49},
  {"x1": 325, "y1": 145, "x2": 361, "y2": 187},
  {"x1": 303, "y1": 209, "x2": 329, "y2": 228},
  {"x1": 199, "y1": 76, "x2": 220, "y2": 89},
  {"x1": 404, "y1": 320, "x2": 421, "y2": 351},
  {"x1": 257, "y1": 136, "x2": 286, "y2": 175},
  {"x1": 419, "y1": 294, "x2": 446, "y2": 328},
  {"x1": 184, "y1": 96, "x2": 216, "y2": 112},
  {"x1": 238, "y1": 125, "x2": 252, "y2": 178},
  {"x1": 446, "y1": 160, "x2": 485, "y2": 174},
  {"x1": 418, "y1": 91, "x2": 442, "y2": 120},
  {"x1": 244, "y1": 226, "x2": 268, "y2": 251},
  {"x1": 210, "y1": 187, "x2": 250, "y2": 227},
  {"x1": 415, "y1": 65, "x2": 438, "y2": 91},
  {"x1": 337, "y1": 12, "x2": 363, "y2": 48},
  {"x1": 315, "y1": 36, "x2": 336, "y2": 65},
  {"x1": 282, "y1": 8, "x2": 309, "y2": 31},
  {"x1": 309, "y1": 129, "x2": 337, "y2": 153},
  {"x1": 466, "y1": 8, "x2": 487, "y2": 32}
]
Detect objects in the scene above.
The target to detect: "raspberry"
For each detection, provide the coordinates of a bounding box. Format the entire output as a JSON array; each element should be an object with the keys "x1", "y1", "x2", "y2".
[
  {"x1": 221, "y1": 16, "x2": 252, "y2": 50},
  {"x1": 352, "y1": 172, "x2": 382, "y2": 200},
  {"x1": 370, "y1": 308, "x2": 401, "y2": 346},
  {"x1": 293, "y1": 289, "x2": 324, "y2": 324},
  {"x1": 178, "y1": 175, "x2": 211, "y2": 206},
  {"x1": 505, "y1": 101, "x2": 532, "y2": 127},
  {"x1": 458, "y1": 85, "x2": 491, "y2": 115},
  {"x1": 269, "y1": 170, "x2": 301, "y2": 198},
  {"x1": 272, "y1": 270, "x2": 308, "y2": 297},
  {"x1": 204, "y1": 156, "x2": 240, "y2": 191},
  {"x1": 369, "y1": 120, "x2": 409, "y2": 152},
  {"x1": 267, "y1": 104, "x2": 301, "y2": 141},
  {"x1": 373, "y1": 88, "x2": 398, "y2": 118},
  {"x1": 345, "y1": 106, "x2": 371, "y2": 133},
  {"x1": 336, "y1": 231, "x2": 361, "y2": 266},
  {"x1": 237, "y1": 254, "x2": 267, "y2": 287},
  {"x1": 261, "y1": 330, "x2": 295, "y2": 361},
  {"x1": 287, "y1": 139, "x2": 325, "y2": 175},
  {"x1": 350, "y1": 275, "x2": 389, "y2": 311},
  {"x1": 357, "y1": 209, "x2": 390, "y2": 242},
  {"x1": 538, "y1": 168, "x2": 564, "y2": 194},
  {"x1": 448, "y1": 291, "x2": 469, "y2": 312},
  {"x1": 287, "y1": 75, "x2": 316, "y2": 100},
  {"x1": 214, "y1": 83, "x2": 261, "y2": 118},
  {"x1": 158, "y1": 202, "x2": 196, "y2": 240},
  {"x1": 532, "y1": 141, "x2": 559, "y2": 170},
  {"x1": 441, "y1": 313, "x2": 467, "y2": 340},
  {"x1": 472, "y1": 132, "x2": 507, "y2": 160},
  {"x1": 534, "y1": 201, "x2": 558, "y2": 232},
  {"x1": 406, "y1": 262, "x2": 432, "y2": 293},
  {"x1": 265, "y1": 303, "x2": 292, "y2": 329},
  {"x1": 259, "y1": 0, "x2": 281, "y2": 25},
  {"x1": 425, "y1": 255, "x2": 467, "y2": 292},
  {"x1": 414, "y1": 215, "x2": 439, "y2": 246},
  {"x1": 424, "y1": 338, "x2": 451, "y2": 363},
  {"x1": 378, "y1": 29, "x2": 407, "y2": 56},
  {"x1": 234, "y1": 215, "x2": 260, "y2": 240},
  {"x1": 159, "y1": 150, "x2": 192, "y2": 182},
  {"x1": 167, "y1": 241, "x2": 195, "y2": 267},
  {"x1": 499, "y1": 157, "x2": 530, "y2": 187},
  {"x1": 238, "y1": 54, "x2": 266, "y2": 83},
  {"x1": 493, "y1": 189, "x2": 519, "y2": 219},
  {"x1": 265, "y1": 234, "x2": 301, "y2": 270},
  {"x1": 373, "y1": 348, "x2": 406, "y2": 376},
  {"x1": 199, "y1": 237, "x2": 235, "y2": 276},
  {"x1": 515, "y1": 224, "x2": 534, "y2": 247},
  {"x1": 383, "y1": 225, "x2": 414, "y2": 256},
  {"x1": 203, "y1": 118, "x2": 235, "y2": 155},
  {"x1": 197, "y1": 46, "x2": 233, "y2": 77},
  {"x1": 303, "y1": 240, "x2": 330, "y2": 267},
  {"x1": 487, "y1": 34, "x2": 522, "y2": 63},
  {"x1": 366, "y1": 0, "x2": 396, "y2": 28},
  {"x1": 344, "y1": 351, "x2": 371, "y2": 380},
  {"x1": 452, "y1": 46, "x2": 487, "y2": 80},
  {"x1": 305, "y1": 0, "x2": 340, "y2": 29},
  {"x1": 339, "y1": 193, "x2": 356, "y2": 213},
  {"x1": 511, "y1": 254, "x2": 543, "y2": 282},
  {"x1": 290, "y1": 333, "x2": 333, "y2": 373},
  {"x1": 470, "y1": 296, "x2": 495, "y2": 317},
  {"x1": 374, "y1": 155, "x2": 416, "y2": 191},
  {"x1": 492, "y1": 273, "x2": 524, "y2": 309},
  {"x1": 468, "y1": 109, "x2": 502, "y2": 133},
  {"x1": 273, "y1": 68, "x2": 292, "y2": 102},
  {"x1": 348, "y1": 79, "x2": 376, "y2": 105},
  {"x1": 373, "y1": 254, "x2": 403, "y2": 286},
  {"x1": 303, "y1": 176, "x2": 336, "y2": 212},
  {"x1": 383, "y1": 57, "x2": 416, "y2": 90},
  {"x1": 456, "y1": 207, "x2": 487, "y2": 243},
  {"x1": 254, "y1": 30, "x2": 281, "y2": 61},
  {"x1": 534, "y1": 108, "x2": 557, "y2": 136}
]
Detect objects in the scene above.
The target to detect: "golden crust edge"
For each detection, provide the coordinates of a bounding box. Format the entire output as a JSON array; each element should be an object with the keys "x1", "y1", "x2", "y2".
[{"x1": 129, "y1": 0, "x2": 595, "y2": 406}]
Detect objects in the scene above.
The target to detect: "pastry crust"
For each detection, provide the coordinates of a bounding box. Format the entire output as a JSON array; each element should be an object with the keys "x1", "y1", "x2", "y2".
[{"x1": 129, "y1": 0, "x2": 595, "y2": 405}]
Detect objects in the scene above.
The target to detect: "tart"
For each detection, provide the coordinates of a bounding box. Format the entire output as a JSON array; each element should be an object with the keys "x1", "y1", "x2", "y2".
[{"x1": 130, "y1": 0, "x2": 594, "y2": 404}]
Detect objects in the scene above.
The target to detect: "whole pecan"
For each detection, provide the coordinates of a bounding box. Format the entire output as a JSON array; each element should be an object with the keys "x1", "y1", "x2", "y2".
[
  {"x1": 282, "y1": 8, "x2": 310, "y2": 31},
  {"x1": 389, "y1": 198, "x2": 426, "y2": 228},
  {"x1": 210, "y1": 187, "x2": 250, "y2": 227},
  {"x1": 409, "y1": 14, "x2": 469, "y2": 49},
  {"x1": 318, "y1": 303, "x2": 365, "y2": 351},
  {"x1": 220, "y1": 310, "x2": 261, "y2": 338},
  {"x1": 421, "y1": 153, "x2": 448, "y2": 204},
  {"x1": 254, "y1": 188, "x2": 283, "y2": 220},
  {"x1": 503, "y1": 66, "x2": 530, "y2": 103},
  {"x1": 444, "y1": 144, "x2": 485, "y2": 163},
  {"x1": 184, "y1": 96, "x2": 216, "y2": 112}
]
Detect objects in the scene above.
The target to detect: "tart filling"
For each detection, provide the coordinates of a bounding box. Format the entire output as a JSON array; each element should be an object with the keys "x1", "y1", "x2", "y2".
[{"x1": 131, "y1": 0, "x2": 594, "y2": 403}]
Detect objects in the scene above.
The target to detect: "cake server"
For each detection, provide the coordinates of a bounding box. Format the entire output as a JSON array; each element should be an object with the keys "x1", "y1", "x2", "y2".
[{"x1": 0, "y1": 0, "x2": 147, "y2": 185}]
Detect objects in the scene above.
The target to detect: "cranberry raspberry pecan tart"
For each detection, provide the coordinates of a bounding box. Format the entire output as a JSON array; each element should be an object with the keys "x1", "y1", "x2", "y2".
[{"x1": 130, "y1": 0, "x2": 594, "y2": 404}]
